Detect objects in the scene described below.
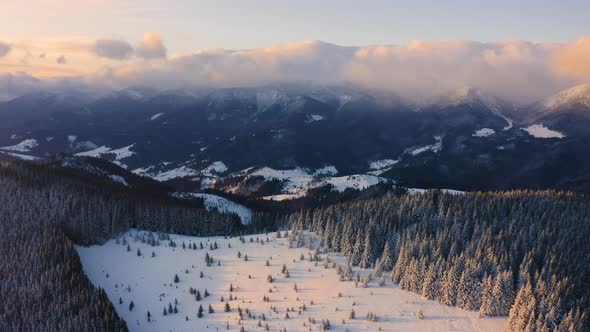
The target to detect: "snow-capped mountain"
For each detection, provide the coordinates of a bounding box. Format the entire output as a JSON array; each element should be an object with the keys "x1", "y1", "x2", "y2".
[{"x1": 2, "y1": 84, "x2": 590, "y2": 193}]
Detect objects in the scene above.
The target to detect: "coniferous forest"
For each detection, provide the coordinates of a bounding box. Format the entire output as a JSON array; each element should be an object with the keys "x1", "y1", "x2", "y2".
[
  {"x1": 2, "y1": 157, "x2": 590, "y2": 331},
  {"x1": 0, "y1": 160, "x2": 241, "y2": 331},
  {"x1": 284, "y1": 190, "x2": 590, "y2": 331}
]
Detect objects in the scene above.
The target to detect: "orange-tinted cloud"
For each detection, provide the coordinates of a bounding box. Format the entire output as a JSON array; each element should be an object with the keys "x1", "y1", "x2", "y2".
[
  {"x1": 553, "y1": 36, "x2": 590, "y2": 79},
  {"x1": 136, "y1": 33, "x2": 166, "y2": 59}
]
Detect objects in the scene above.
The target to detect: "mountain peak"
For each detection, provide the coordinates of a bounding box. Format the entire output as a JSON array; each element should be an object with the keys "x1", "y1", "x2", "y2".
[{"x1": 543, "y1": 84, "x2": 590, "y2": 110}]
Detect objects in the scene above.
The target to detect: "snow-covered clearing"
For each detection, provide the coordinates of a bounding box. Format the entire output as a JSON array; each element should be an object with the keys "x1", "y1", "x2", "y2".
[
  {"x1": 152, "y1": 166, "x2": 198, "y2": 182},
  {"x1": 472, "y1": 128, "x2": 495, "y2": 137},
  {"x1": 174, "y1": 193, "x2": 252, "y2": 225},
  {"x1": 0, "y1": 150, "x2": 40, "y2": 160},
  {"x1": 227, "y1": 166, "x2": 387, "y2": 201},
  {"x1": 404, "y1": 136, "x2": 443, "y2": 156},
  {"x1": 110, "y1": 175, "x2": 129, "y2": 186},
  {"x1": 150, "y1": 113, "x2": 165, "y2": 120},
  {"x1": 522, "y1": 124, "x2": 565, "y2": 139},
  {"x1": 76, "y1": 144, "x2": 136, "y2": 160},
  {"x1": 305, "y1": 114, "x2": 325, "y2": 123},
  {"x1": 201, "y1": 161, "x2": 228, "y2": 177},
  {"x1": 367, "y1": 159, "x2": 399, "y2": 176},
  {"x1": 0, "y1": 138, "x2": 38, "y2": 152},
  {"x1": 77, "y1": 230, "x2": 506, "y2": 332}
]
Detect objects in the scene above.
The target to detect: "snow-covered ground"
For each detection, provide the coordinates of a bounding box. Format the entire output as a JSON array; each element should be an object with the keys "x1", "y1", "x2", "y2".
[
  {"x1": 367, "y1": 159, "x2": 399, "y2": 176},
  {"x1": 0, "y1": 138, "x2": 38, "y2": 152},
  {"x1": 174, "y1": 193, "x2": 252, "y2": 225},
  {"x1": 404, "y1": 136, "x2": 443, "y2": 156},
  {"x1": 76, "y1": 144, "x2": 136, "y2": 159},
  {"x1": 150, "y1": 113, "x2": 165, "y2": 121},
  {"x1": 522, "y1": 124, "x2": 565, "y2": 139},
  {"x1": 472, "y1": 128, "x2": 495, "y2": 137},
  {"x1": 200, "y1": 161, "x2": 228, "y2": 177},
  {"x1": 224, "y1": 166, "x2": 388, "y2": 201},
  {"x1": 0, "y1": 150, "x2": 40, "y2": 160},
  {"x1": 77, "y1": 230, "x2": 506, "y2": 332},
  {"x1": 151, "y1": 166, "x2": 199, "y2": 182}
]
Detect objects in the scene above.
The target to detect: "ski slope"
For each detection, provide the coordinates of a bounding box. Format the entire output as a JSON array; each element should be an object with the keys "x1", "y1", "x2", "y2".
[{"x1": 77, "y1": 230, "x2": 506, "y2": 332}]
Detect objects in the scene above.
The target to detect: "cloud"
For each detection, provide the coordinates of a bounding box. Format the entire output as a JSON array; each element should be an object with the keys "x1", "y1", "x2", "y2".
[
  {"x1": 96, "y1": 39, "x2": 577, "y2": 103},
  {"x1": 0, "y1": 42, "x2": 11, "y2": 57},
  {"x1": 56, "y1": 55, "x2": 67, "y2": 64},
  {"x1": 136, "y1": 32, "x2": 166, "y2": 59},
  {"x1": 3, "y1": 36, "x2": 590, "y2": 103},
  {"x1": 553, "y1": 36, "x2": 590, "y2": 79},
  {"x1": 94, "y1": 39, "x2": 134, "y2": 60}
]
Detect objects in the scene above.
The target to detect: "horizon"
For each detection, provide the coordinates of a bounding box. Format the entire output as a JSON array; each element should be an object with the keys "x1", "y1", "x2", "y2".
[{"x1": 1, "y1": 1, "x2": 589, "y2": 102}]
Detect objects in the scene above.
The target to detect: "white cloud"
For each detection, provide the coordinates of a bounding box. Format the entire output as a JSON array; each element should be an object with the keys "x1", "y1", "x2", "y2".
[
  {"x1": 94, "y1": 39, "x2": 134, "y2": 60},
  {"x1": 136, "y1": 32, "x2": 166, "y2": 59},
  {"x1": 2, "y1": 36, "x2": 590, "y2": 103}
]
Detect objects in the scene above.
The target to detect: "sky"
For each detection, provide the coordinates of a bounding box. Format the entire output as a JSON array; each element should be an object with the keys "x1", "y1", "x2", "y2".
[{"x1": 1, "y1": 0, "x2": 589, "y2": 101}]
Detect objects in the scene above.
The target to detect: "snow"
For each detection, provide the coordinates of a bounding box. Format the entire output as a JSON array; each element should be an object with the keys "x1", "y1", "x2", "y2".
[
  {"x1": 46, "y1": 137, "x2": 54, "y2": 142},
  {"x1": 76, "y1": 145, "x2": 112, "y2": 157},
  {"x1": 150, "y1": 113, "x2": 165, "y2": 121},
  {"x1": 325, "y1": 175, "x2": 384, "y2": 193},
  {"x1": 110, "y1": 144, "x2": 136, "y2": 160},
  {"x1": 174, "y1": 193, "x2": 252, "y2": 225},
  {"x1": 0, "y1": 139, "x2": 38, "y2": 152},
  {"x1": 76, "y1": 144, "x2": 136, "y2": 160},
  {"x1": 367, "y1": 160, "x2": 398, "y2": 176},
  {"x1": 369, "y1": 159, "x2": 399, "y2": 170},
  {"x1": 77, "y1": 230, "x2": 506, "y2": 332},
  {"x1": 472, "y1": 128, "x2": 495, "y2": 137},
  {"x1": 522, "y1": 124, "x2": 565, "y2": 139},
  {"x1": 543, "y1": 83, "x2": 590, "y2": 110},
  {"x1": 110, "y1": 175, "x2": 129, "y2": 186},
  {"x1": 405, "y1": 136, "x2": 443, "y2": 156},
  {"x1": 200, "y1": 161, "x2": 228, "y2": 177},
  {"x1": 0, "y1": 151, "x2": 40, "y2": 160},
  {"x1": 305, "y1": 114, "x2": 325, "y2": 123},
  {"x1": 226, "y1": 166, "x2": 387, "y2": 200},
  {"x1": 153, "y1": 166, "x2": 198, "y2": 182}
]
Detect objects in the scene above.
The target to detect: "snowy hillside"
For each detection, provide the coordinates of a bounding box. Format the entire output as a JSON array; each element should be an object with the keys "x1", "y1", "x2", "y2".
[
  {"x1": 174, "y1": 192, "x2": 252, "y2": 225},
  {"x1": 77, "y1": 230, "x2": 506, "y2": 332},
  {"x1": 222, "y1": 166, "x2": 390, "y2": 200}
]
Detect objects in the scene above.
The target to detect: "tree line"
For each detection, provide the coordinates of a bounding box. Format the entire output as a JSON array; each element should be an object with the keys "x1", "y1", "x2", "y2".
[
  {"x1": 284, "y1": 190, "x2": 590, "y2": 331},
  {"x1": 0, "y1": 159, "x2": 242, "y2": 331}
]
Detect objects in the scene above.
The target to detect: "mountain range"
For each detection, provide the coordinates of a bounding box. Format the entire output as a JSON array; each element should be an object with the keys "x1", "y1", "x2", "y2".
[{"x1": 1, "y1": 83, "x2": 589, "y2": 196}]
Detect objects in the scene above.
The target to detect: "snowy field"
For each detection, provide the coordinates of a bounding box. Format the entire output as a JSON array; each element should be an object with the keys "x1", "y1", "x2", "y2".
[{"x1": 77, "y1": 230, "x2": 506, "y2": 332}]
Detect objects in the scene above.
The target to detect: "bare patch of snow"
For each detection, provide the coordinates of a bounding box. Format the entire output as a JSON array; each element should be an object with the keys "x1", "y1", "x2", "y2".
[
  {"x1": 150, "y1": 113, "x2": 164, "y2": 121},
  {"x1": 200, "y1": 161, "x2": 228, "y2": 177},
  {"x1": 110, "y1": 175, "x2": 128, "y2": 186},
  {"x1": 0, "y1": 139, "x2": 38, "y2": 152},
  {"x1": 472, "y1": 128, "x2": 495, "y2": 137},
  {"x1": 76, "y1": 145, "x2": 112, "y2": 157},
  {"x1": 405, "y1": 136, "x2": 443, "y2": 156},
  {"x1": 0, "y1": 151, "x2": 40, "y2": 160},
  {"x1": 369, "y1": 159, "x2": 399, "y2": 170},
  {"x1": 304, "y1": 114, "x2": 325, "y2": 123},
  {"x1": 153, "y1": 166, "x2": 198, "y2": 182},
  {"x1": 174, "y1": 193, "x2": 251, "y2": 224},
  {"x1": 110, "y1": 144, "x2": 135, "y2": 160},
  {"x1": 522, "y1": 124, "x2": 565, "y2": 139}
]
